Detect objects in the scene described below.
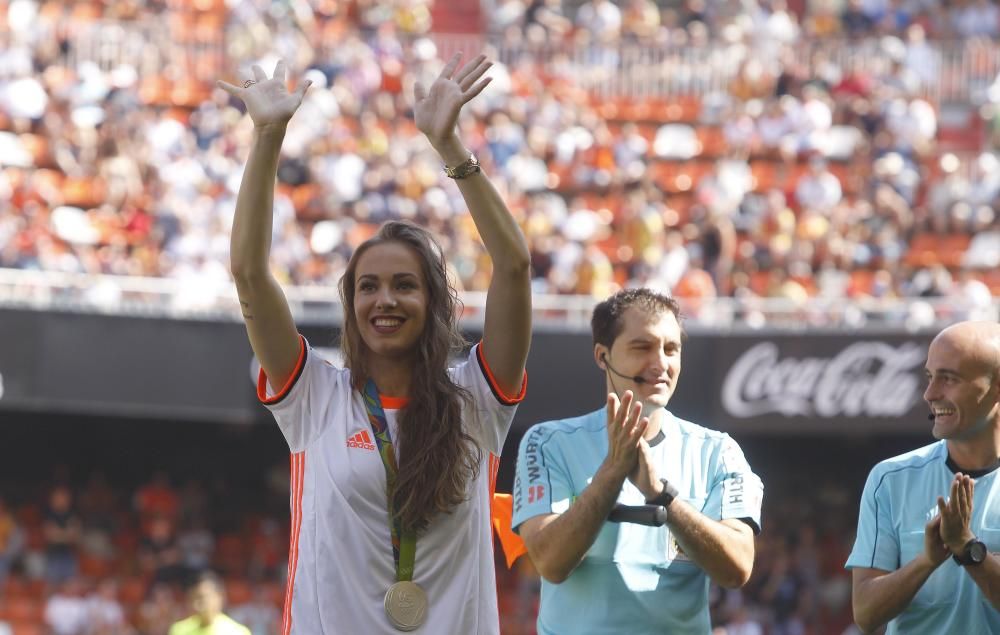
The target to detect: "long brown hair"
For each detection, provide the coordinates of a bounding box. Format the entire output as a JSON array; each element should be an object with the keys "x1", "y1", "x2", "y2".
[{"x1": 339, "y1": 221, "x2": 481, "y2": 532}]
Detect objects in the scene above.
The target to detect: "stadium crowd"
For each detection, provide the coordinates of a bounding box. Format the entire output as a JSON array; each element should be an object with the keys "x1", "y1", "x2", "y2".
[
  {"x1": 0, "y1": 0, "x2": 997, "y2": 327},
  {"x1": 0, "y1": 451, "x2": 865, "y2": 635}
]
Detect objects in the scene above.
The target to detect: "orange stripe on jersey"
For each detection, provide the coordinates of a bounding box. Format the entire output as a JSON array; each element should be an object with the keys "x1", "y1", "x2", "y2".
[
  {"x1": 258, "y1": 335, "x2": 307, "y2": 405},
  {"x1": 475, "y1": 341, "x2": 527, "y2": 405},
  {"x1": 488, "y1": 453, "x2": 502, "y2": 635},
  {"x1": 282, "y1": 452, "x2": 305, "y2": 635},
  {"x1": 488, "y1": 453, "x2": 500, "y2": 500},
  {"x1": 380, "y1": 395, "x2": 409, "y2": 409}
]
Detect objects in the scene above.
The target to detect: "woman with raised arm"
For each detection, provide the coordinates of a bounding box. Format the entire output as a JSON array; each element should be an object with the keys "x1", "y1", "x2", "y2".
[{"x1": 218, "y1": 55, "x2": 531, "y2": 635}]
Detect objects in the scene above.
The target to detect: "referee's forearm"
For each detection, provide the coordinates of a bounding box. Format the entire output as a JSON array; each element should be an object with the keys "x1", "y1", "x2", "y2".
[
  {"x1": 667, "y1": 503, "x2": 754, "y2": 588},
  {"x1": 525, "y1": 464, "x2": 626, "y2": 584},
  {"x1": 852, "y1": 557, "x2": 939, "y2": 633},
  {"x1": 961, "y1": 553, "x2": 1000, "y2": 610}
]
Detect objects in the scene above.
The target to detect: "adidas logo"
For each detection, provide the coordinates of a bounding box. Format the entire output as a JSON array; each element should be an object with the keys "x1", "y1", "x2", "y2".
[{"x1": 347, "y1": 430, "x2": 376, "y2": 451}]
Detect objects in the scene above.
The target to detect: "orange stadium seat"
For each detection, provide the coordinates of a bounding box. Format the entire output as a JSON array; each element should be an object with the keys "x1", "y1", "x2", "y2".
[
  {"x1": 904, "y1": 233, "x2": 971, "y2": 268},
  {"x1": 61, "y1": 176, "x2": 106, "y2": 209},
  {"x1": 171, "y1": 79, "x2": 212, "y2": 109},
  {"x1": 696, "y1": 127, "x2": 727, "y2": 158},
  {"x1": 848, "y1": 269, "x2": 875, "y2": 297},
  {"x1": 79, "y1": 553, "x2": 113, "y2": 578},
  {"x1": 592, "y1": 95, "x2": 701, "y2": 124},
  {"x1": 225, "y1": 579, "x2": 252, "y2": 606},
  {"x1": 982, "y1": 269, "x2": 1000, "y2": 294},
  {"x1": 1, "y1": 576, "x2": 29, "y2": 599},
  {"x1": 645, "y1": 96, "x2": 701, "y2": 123},
  {"x1": 69, "y1": 1, "x2": 102, "y2": 22},
  {"x1": 0, "y1": 597, "x2": 44, "y2": 623},
  {"x1": 10, "y1": 621, "x2": 44, "y2": 635},
  {"x1": 120, "y1": 577, "x2": 149, "y2": 605},
  {"x1": 17, "y1": 134, "x2": 52, "y2": 169}
]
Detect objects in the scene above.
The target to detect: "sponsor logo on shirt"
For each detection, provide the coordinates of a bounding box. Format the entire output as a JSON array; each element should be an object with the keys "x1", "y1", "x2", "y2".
[
  {"x1": 347, "y1": 430, "x2": 376, "y2": 451},
  {"x1": 528, "y1": 485, "x2": 545, "y2": 503},
  {"x1": 669, "y1": 536, "x2": 691, "y2": 562}
]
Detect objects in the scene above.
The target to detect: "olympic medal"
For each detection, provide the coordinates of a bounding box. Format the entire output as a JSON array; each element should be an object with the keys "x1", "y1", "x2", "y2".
[{"x1": 384, "y1": 581, "x2": 427, "y2": 631}]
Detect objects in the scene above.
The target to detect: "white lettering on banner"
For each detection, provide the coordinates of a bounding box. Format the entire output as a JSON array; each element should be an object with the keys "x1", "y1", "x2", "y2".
[{"x1": 721, "y1": 341, "x2": 925, "y2": 418}]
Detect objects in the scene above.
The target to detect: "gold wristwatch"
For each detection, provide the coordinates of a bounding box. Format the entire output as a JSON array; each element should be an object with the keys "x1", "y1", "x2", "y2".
[{"x1": 444, "y1": 154, "x2": 481, "y2": 179}]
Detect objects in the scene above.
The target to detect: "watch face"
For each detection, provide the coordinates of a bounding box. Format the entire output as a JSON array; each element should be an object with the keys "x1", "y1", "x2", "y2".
[{"x1": 970, "y1": 540, "x2": 988, "y2": 563}]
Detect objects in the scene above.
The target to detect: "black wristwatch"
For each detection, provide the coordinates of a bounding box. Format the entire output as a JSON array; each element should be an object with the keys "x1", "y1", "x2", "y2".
[
  {"x1": 645, "y1": 478, "x2": 678, "y2": 508},
  {"x1": 952, "y1": 537, "x2": 988, "y2": 567}
]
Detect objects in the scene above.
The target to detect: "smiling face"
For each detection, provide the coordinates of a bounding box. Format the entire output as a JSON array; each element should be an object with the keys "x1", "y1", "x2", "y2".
[
  {"x1": 924, "y1": 325, "x2": 1000, "y2": 442},
  {"x1": 597, "y1": 306, "x2": 683, "y2": 411},
  {"x1": 353, "y1": 241, "x2": 428, "y2": 363}
]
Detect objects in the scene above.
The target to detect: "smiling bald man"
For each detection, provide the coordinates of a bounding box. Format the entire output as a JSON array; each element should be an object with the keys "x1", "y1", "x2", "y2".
[{"x1": 846, "y1": 321, "x2": 1000, "y2": 635}]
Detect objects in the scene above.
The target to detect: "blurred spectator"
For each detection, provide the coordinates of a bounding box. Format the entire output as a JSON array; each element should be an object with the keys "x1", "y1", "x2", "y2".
[
  {"x1": 140, "y1": 583, "x2": 184, "y2": 635},
  {"x1": 795, "y1": 156, "x2": 843, "y2": 211},
  {"x1": 228, "y1": 587, "x2": 280, "y2": 635},
  {"x1": 135, "y1": 471, "x2": 180, "y2": 524},
  {"x1": 43, "y1": 485, "x2": 81, "y2": 584},
  {"x1": 139, "y1": 516, "x2": 185, "y2": 585},
  {"x1": 45, "y1": 578, "x2": 90, "y2": 635},
  {"x1": 86, "y1": 579, "x2": 132, "y2": 635},
  {"x1": 168, "y1": 571, "x2": 250, "y2": 635},
  {"x1": 0, "y1": 496, "x2": 24, "y2": 585}
]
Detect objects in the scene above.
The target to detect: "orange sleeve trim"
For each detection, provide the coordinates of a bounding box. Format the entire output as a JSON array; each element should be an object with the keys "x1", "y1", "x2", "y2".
[
  {"x1": 257, "y1": 335, "x2": 307, "y2": 405},
  {"x1": 380, "y1": 395, "x2": 410, "y2": 409},
  {"x1": 491, "y1": 492, "x2": 528, "y2": 568},
  {"x1": 475, "y1": 341, "x2": 527, "y2": 405}
]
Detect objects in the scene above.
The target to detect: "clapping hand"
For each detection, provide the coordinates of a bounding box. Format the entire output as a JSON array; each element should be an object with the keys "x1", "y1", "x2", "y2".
[
  {"x1": 938, "y1": 473, "x2": 975, "y2": 553},
  {"x1": 217, "y1": 60, "x2": 312, "y2": 129},
  {"x1": 605, "y1": 391, "x2": 648, "y2": 479}
]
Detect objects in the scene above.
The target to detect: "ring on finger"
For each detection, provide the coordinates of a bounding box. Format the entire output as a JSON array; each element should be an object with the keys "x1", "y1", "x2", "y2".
[{"x1": 243, "y1": 79, "x2": 257, "y2": 88}]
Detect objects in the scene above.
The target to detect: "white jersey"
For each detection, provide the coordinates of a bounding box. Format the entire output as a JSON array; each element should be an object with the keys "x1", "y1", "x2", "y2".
[{"x1": 257, "y1": 336, "x2": 525, "y2": 635}]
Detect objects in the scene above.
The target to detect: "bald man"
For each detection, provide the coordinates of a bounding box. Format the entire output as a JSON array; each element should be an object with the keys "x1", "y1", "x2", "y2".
[{"x1": 846, "y1": 321, "x2": 1000, "y2": 634}]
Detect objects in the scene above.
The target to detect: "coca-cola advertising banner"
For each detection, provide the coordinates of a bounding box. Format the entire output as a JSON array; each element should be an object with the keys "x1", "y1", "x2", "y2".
[
  {"x1": 0, "y1": 307, "x2": 937, "y2": 435},
  {"x1": 699, "y1": 333, "x2": 935, "y2": 434}
]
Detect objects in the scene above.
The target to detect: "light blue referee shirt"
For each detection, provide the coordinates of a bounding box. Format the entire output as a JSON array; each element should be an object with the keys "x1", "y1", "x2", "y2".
[
  {"x1": 846, "y1": 440, "x2": 1000, "y2": 634},
  {"x1": 512, "y1": 408, "x2": 763, "y2": 635}
]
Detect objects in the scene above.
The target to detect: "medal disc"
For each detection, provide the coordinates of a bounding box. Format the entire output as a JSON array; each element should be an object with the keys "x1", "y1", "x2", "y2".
[{"x1": 384, "y1": 581, "x2": 427, "y2": 631}]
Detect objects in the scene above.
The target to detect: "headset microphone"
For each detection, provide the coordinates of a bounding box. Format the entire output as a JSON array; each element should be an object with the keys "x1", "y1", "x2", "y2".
[{"x1": 601, "y1": 354, "x2": 646, "y2": 385}]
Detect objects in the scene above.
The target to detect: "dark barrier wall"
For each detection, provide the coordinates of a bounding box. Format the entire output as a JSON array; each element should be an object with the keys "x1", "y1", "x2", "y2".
[{"x1": 0, "y1": 308, "x2": 936, "y2": 436}]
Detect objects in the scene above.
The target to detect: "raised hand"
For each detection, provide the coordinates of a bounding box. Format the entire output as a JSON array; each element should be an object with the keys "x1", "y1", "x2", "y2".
[
  {"x1": 413, "y1": 53, "x2": 492, "y2": 148},
  {"x1": 604, "y1": 391, "x2": 648, "y2": 479},
  {"x1": 937, "y1": 473, "x2": 975, "y2": 552},
  {"x1": 217, "y1": 60, "x2": 311, "y2": 129}
]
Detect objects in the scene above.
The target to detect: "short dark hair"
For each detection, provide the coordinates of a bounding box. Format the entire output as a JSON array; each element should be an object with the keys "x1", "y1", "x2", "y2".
[
  {"x1": 189, "y1": 570, "x2": 224, "y2": 593},
  {"x1": 591, "y1": 288, "x2": 682, "y2": 348}
]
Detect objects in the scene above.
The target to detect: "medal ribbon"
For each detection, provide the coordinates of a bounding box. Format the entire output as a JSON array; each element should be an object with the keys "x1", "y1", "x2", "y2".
[{"x1": 362, "y1": 379, "x2": 417, "y2": 582}]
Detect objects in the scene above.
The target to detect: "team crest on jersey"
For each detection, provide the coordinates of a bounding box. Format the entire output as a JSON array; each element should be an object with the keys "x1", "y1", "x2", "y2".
[
  {"x1": 347, "y1": 430, "x2": 376, "y2": 451},
  {"x1": 668, "y1": 536, "x2": 691, "y2": 562}
]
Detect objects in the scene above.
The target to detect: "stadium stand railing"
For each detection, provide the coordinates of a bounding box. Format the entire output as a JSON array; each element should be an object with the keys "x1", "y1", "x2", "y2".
[{"x1": 1, "y1": 267, "x2": 995, "y2": 330}]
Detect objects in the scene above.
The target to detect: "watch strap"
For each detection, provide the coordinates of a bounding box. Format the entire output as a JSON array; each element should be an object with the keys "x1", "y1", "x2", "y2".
[
  {"x1": 953, "y1": 537, "x2": 987, "y2": 566},
  {"x1": 443, "y1": 154, "x2": 481, "y2": 179},
  {"x1": 646, "y1": 478, "x2": 678, "y2": 508}
]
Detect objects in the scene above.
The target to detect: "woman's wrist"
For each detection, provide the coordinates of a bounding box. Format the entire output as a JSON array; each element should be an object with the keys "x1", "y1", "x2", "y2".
[
  {"x1": 253, "y1": 122, "x2": 289, "y2": 139},
  {"x1": 431, "y1": 135, "x2": 470, "y2": 166}
]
